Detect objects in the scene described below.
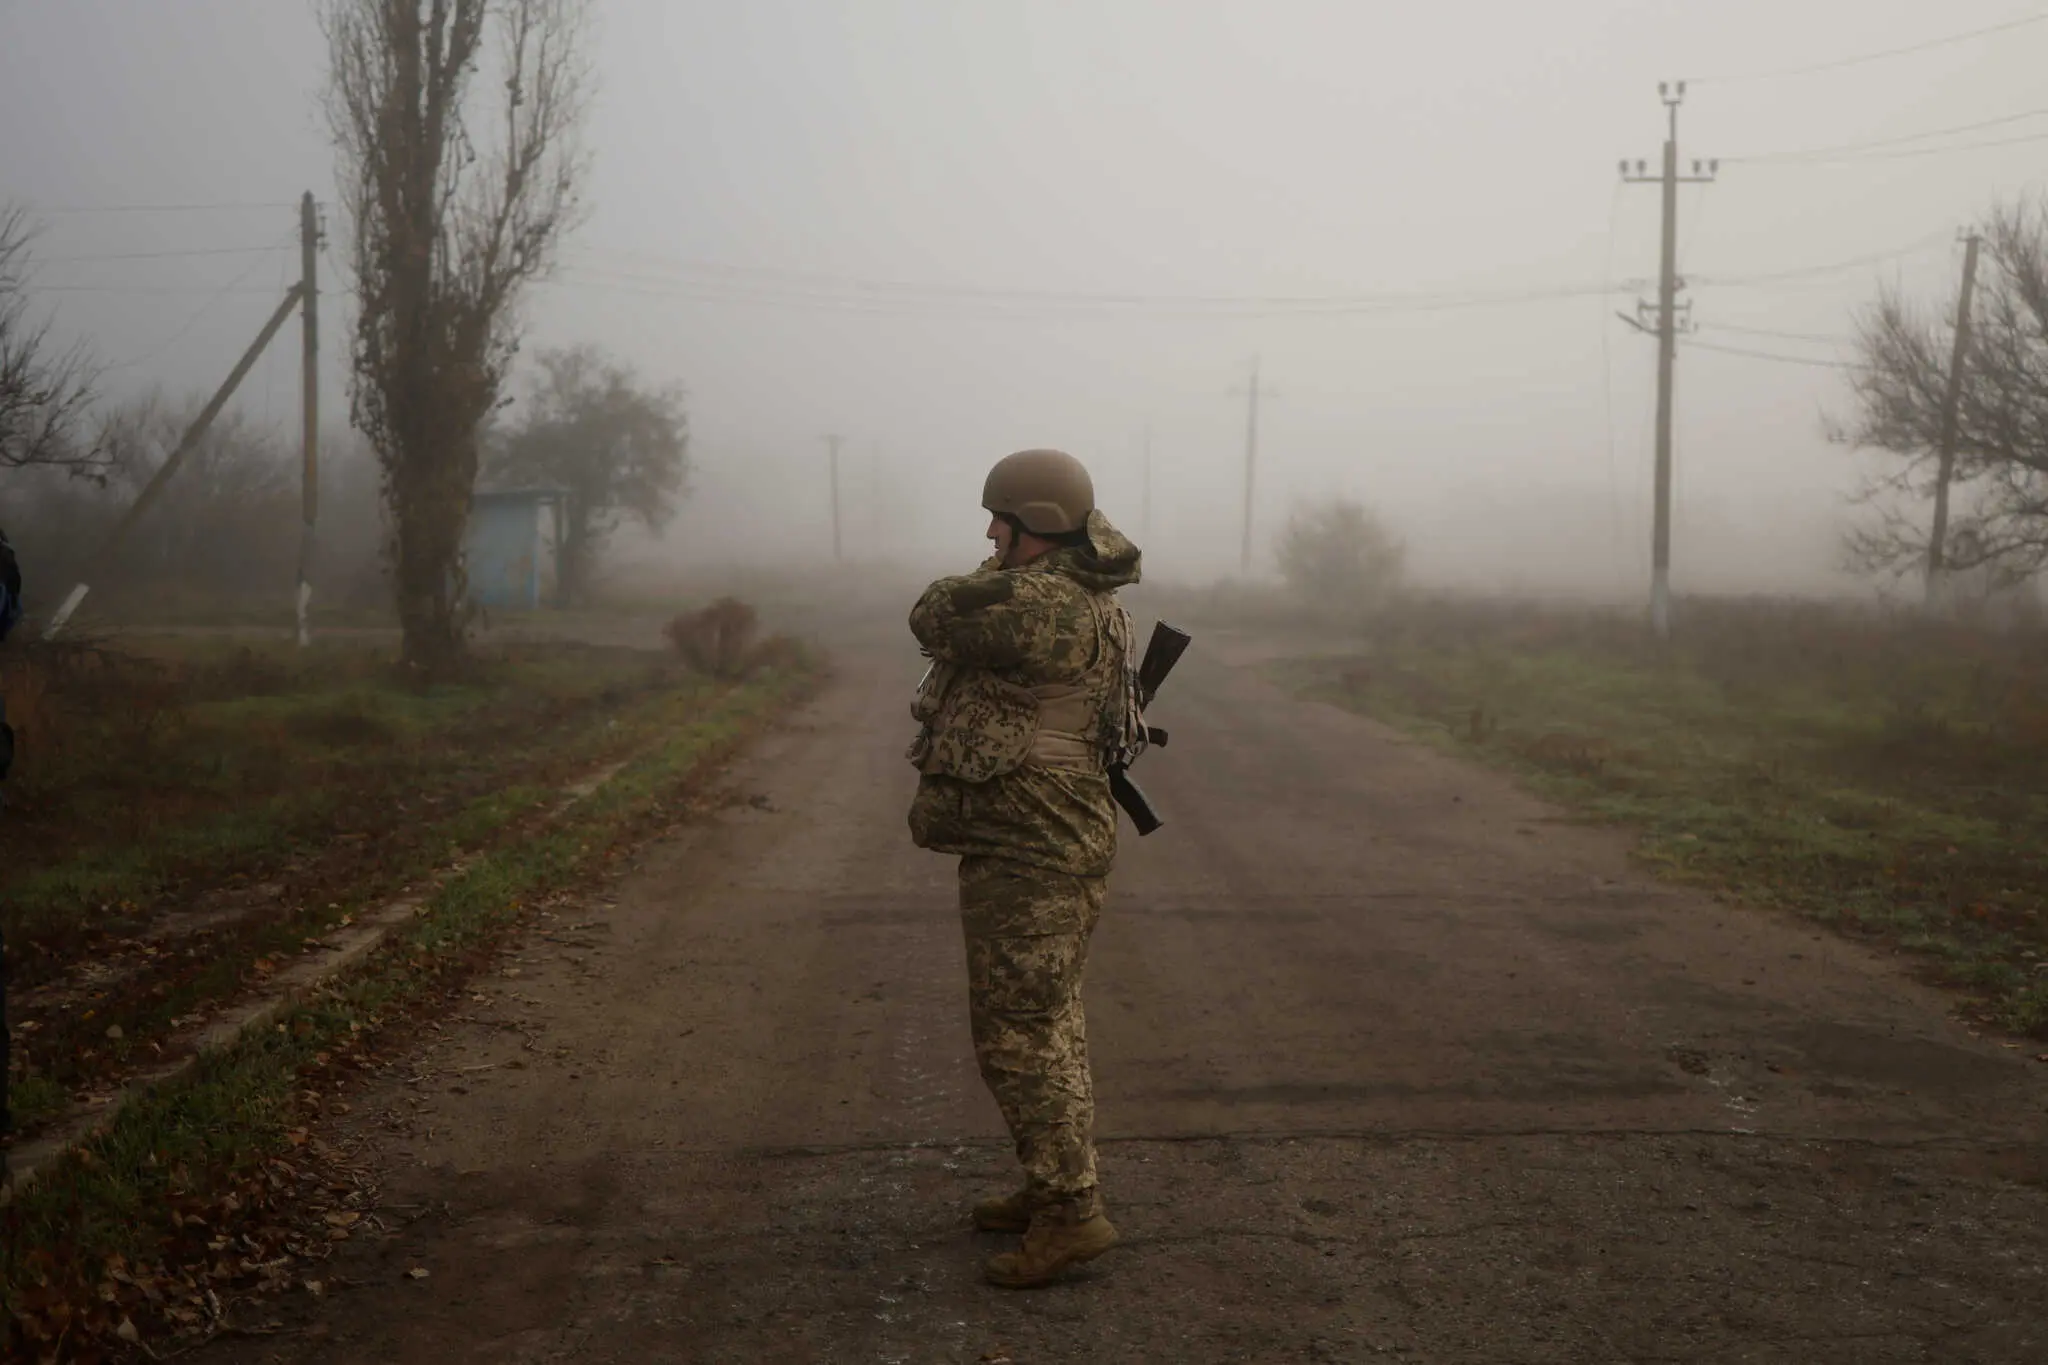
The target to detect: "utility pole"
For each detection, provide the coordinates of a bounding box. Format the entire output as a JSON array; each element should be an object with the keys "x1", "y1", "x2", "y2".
[
  {"x1": 868, "y1": 440, "x2": 882, "y2": 546},
  {"x1": 1231, "y1": 359, "x2": 1271, "y2": 577},
  {"x1": 297, "y1": 192, "x2": 320, "y2": 647},
  {"x1": 824, "y1": 434, "x2": 844, "y2": 563},
  {"x1": 45, "y1": 281, "x2": 306, "y2": 640},
  {"x1": 1621, "y1": 82, "x2": 1716, "y2": 639},
  {"x1": 1927, "y1": 230, "x2": 1982, "y2": 610},
  {"x1": 1141, "y1": 424, "x2": 1154, "y2": 546}
]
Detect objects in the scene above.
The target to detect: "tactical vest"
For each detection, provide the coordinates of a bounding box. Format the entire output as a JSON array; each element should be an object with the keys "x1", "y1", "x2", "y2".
[{"x1": 909, "y1": 588, "x2": 1145, "y2": 784}]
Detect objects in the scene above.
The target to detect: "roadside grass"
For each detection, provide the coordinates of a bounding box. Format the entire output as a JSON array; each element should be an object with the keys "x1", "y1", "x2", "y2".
[
  {"x1": 0, "y1": 659, "x2": 817, "y2": 1355},
  {"x1": 1286, "y1": 596, "x2": 2048, "y2": 1037},
  {"x1": 0, "y1": 633, "x2": 772, "y2": 1138},
  {"x1": 2, "y1": 636, "x2": 678, "y2": 957}
]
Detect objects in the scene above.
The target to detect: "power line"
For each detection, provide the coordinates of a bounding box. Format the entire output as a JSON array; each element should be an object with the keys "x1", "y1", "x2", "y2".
[
  {"x1": 1682, "y1": 338, "x2": 1858, "y2": 369},
  {"x1": 28, "y1": 284, "x2": 288, "y2": 296},
  {"x1": 1691, "y1": 230, "x2": 1954, "y2": 286},
  {"x1": 1691, "y1": 10, "x2": 2048, "y2": 83},
  {"x1": 1700, "y1": 322, "x2": 1853, "y2": 344},
  {"x1": 1724, "y1": 104, "x2": 2048, "y2": 163},
  {"x1": 1795, "y1": 129, "x2": 2048, "y2": 163},
  {"x1": 38, "y1": 244, "x2": 296, "y2": 264},
  {"x1": 567, "y1": 230, "x2": 1964, "y2": 318},
  {"x1": 551, "y1": 263, "x2": 1632, "y2": 318},
  {"x1": 103, "y1": 229, "x2": 302, "y2": 372},
  {"x1": 27, "y1": 200, "x2": 298, "y2": 216},
  {"x1": 564, "y1": 250, "x2": 1629, "y2": 312}
]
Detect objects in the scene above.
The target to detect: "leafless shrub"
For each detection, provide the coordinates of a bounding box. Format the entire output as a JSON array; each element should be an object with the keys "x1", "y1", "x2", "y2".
[
  {"x1": 660, "y1": 598, "x2": 802, "y2": 681},
  {"x1": 0, "y1": 205, "x2": 106, "y2": 478},
  {"x1": 664, "y1": 598, "x2": 759, "y2": 679}
]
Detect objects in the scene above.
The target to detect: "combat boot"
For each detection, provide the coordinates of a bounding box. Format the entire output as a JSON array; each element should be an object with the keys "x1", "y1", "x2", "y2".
[
  {"x1": 971, "y1": 1187, "x2": 1032, "y2": 1234},
  {"x1": 982, "y1": 1208, "x2": 1119, "y2": 1289}
]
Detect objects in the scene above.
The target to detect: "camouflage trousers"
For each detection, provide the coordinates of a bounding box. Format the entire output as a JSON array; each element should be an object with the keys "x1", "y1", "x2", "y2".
[{"x1": 957, "y1": 855, "x2": 1106, "y2": 1218}]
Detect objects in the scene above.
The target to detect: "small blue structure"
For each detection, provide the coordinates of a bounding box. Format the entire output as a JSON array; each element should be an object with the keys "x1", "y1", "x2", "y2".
[{"x1": 465, "y1": 487, "x2": 563, "y2": 610}]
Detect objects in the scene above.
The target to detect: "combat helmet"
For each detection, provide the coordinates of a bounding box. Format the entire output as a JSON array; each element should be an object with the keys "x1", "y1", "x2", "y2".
[{"x1": 981, "y1": 449, "x2": 1094, "y2": 536}]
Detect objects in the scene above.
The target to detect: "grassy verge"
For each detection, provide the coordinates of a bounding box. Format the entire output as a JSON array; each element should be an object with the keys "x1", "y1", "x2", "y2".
[
  {"x1": 0, "y1": 660, "x2": 816, "y2": 1354},
  {"x1": 1287, "y1": 597, "x2": 2048, "y2": 1036},
  {"x1": 2, "y1": 636, "x2": 740, "y2": 1137},
  {"x1": 1, "y1": 636, "x2": 679, "y2": 953}
]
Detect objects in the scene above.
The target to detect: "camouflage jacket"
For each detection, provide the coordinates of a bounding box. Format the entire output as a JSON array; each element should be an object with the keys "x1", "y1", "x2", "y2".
[{"x1": 907, "y1": 511, "x2": 1143, "y2": 877}]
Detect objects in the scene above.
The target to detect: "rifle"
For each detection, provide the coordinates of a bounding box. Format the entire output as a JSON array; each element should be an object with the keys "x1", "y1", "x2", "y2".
[{"x1": 1108, "y1": 621, "x2": 1192, "y2": 836}]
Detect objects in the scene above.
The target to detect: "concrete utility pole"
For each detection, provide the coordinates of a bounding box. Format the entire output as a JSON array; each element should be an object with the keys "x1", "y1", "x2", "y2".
[
  {"x1": 1622, "y1": 82, "x2": 1716, "y2": 639},
  {"x1": 824, "y1": 434, "x2": 844, "y2": 563},
  {"x1": 1927, "y1": 230, "x2": 1983, "y2": 610},
  {"x1": 297, "y1": 191, "x2": 321, "y2": 647},
  {"x1": 1141, "y1": 424, "x2": 1154, "y2": 546},
  {"x1": 1234, "y1": 359, "x2": 1270, "y2": 577}
]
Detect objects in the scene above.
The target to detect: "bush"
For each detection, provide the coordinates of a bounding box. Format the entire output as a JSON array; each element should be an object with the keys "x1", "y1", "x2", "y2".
[{"x1": 1275, "y1": 498, "x2": 1405, "y2": 612}]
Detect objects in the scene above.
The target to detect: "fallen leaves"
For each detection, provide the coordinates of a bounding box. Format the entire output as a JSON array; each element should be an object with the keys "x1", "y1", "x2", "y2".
[{"x1": 6, "y1": 1132, "x2": 382, "y2": 1360}]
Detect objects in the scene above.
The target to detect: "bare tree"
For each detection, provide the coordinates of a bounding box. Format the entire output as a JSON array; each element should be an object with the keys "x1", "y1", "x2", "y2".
[
  {"x1": 0, "y1": 206, "x2": 105, "y2": 478},
  {"x1": 489, "y1": 345, "x2": 689, "y2": 605},
  {"x1": 324, "y1": 0, "x2": 590, "y2": 674},
  {"x1": 1836, "y1": 203, "x2": 2048, "y2": 589}
]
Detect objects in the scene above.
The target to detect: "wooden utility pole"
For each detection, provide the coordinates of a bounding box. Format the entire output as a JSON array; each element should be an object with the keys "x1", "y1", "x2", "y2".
[
  {"x1": 1927, "y1": 230, "x2": 1982, "y2": 609},
  {"x1": 297, "y1": 192, "x2": 320, "y2": 647},
  {"x1": 825, "y1": 434, "x2": 844, "y2": 563},
  {"x1": 1622, "y1": 82, "x2": 1716, "y2": 639}
]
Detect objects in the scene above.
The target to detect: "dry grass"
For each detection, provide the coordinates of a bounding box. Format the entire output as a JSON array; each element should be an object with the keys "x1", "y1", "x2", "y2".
[{"x1": 1287, "y1": 592, "x2": 2048, "y2": 1036}]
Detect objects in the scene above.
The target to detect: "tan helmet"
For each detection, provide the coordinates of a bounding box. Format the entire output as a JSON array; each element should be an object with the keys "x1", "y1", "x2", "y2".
[{"x1": 981, "y1": 448, "x2": 1094, "y2": 536}]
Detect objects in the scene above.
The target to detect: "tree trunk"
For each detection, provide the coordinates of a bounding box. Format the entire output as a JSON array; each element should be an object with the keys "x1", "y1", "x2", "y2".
[
  {"x1": 558, "y1": 500, "x2": 592, "y2": 609},
  {"x1": 390, "y1": 429, "x2": 479, "y2": 678}
]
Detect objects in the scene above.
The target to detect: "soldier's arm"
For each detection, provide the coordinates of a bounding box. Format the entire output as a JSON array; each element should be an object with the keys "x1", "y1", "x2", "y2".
[{"x1": 909, "y1": 570, "x2": 1050, "y2": 669}]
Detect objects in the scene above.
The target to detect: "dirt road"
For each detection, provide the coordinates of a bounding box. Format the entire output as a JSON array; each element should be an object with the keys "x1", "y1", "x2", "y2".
[{"x1": 208, "y1": 624, "x2": 2048, "y2": 1364}]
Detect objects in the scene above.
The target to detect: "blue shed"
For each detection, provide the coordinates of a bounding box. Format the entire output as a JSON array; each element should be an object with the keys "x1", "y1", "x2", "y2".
[{"x1": 465, "y1": 487, "x2": 563, "y2": 610}]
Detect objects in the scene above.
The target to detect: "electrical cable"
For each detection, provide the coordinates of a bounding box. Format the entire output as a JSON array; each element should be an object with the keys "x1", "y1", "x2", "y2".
[
  {"x1": 1724, "y1": 105, "x2": 2048, "y2": 163},
  {"x1": 28, "y1": 200, "x2": 298, "y2": 216},
  {"x1": 1682, "y1": 338, "x2": 1858, "y2": 368},
  {"x1": 551, "y1": 263, "x2": 1632, "y2": 318},
  {"x1": 36, "y1": 244, "x2": 294, "y2": 265},
  {"x1": 1690, "y1": 230, "x2": 1954, "y2": 286},
  {"x1": 1700, "y1": 322, "x2": 1853, "y2": 344},
  {"x1": 1690, "y1": 11, "x2": 2048, "y2": 83},
  {"x1": 102, "y1": 228, "x2": 300, "y2": 372},
  {"x1": 1788, "y1": 130, "x2": 2048, "y2": 163}
]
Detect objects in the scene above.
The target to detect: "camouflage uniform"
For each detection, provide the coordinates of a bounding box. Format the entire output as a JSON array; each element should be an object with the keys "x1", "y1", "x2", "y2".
[{"x1": 908, "y1": 510, "x2": 1143, "y2": 1218}]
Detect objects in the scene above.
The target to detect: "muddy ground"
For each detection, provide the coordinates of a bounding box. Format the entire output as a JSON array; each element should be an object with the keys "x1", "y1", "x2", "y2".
[{"x1": 200, "y1": 620, "x2": 2048, "y2": 1364}]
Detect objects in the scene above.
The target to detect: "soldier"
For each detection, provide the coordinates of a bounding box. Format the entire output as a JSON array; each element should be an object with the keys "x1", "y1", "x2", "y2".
[{"x1": 907, "y1": 448, "x2": 1146, "y2": 1288}]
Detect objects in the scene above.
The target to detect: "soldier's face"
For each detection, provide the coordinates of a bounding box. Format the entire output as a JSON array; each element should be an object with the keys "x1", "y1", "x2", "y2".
[{"x1": 988, "y1": 515, "x2": 1019, "y2": 566}]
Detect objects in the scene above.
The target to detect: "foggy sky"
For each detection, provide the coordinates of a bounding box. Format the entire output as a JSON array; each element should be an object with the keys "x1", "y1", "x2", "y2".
[{"x1": 5, "y1": 1, "x2": 2047, "y2": 599}]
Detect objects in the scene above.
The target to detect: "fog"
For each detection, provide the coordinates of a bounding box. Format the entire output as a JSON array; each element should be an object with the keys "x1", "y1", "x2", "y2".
[{"x1": 6, "y1": 1, "x2": 2047, "y2": 601}]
